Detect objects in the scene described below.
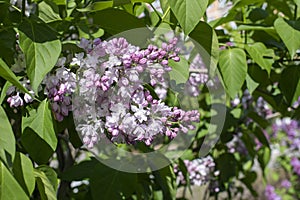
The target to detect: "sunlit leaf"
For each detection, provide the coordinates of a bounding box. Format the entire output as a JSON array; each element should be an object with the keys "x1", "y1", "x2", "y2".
[
  {"x1": 274, "y1": 18, "x2": 300, "y2": 58},
  {"x1": 0, "y1": 161, "x2": 29, "y2": 200},
  {"x1": 168, "y1": 0, "x2": 208, "y2": 34},
  {"x1": 13, "y1": 153, "x2": 35, "y2": 196},
  {"x1": 34, "y1": 167, "x2": 57, "y2": 200},
  {"x1": 0, "y1": 105, "x2": 15, "y2": 164},
  {"x1": 19, "y1": 19, "x2": 61, "y2": 93},
  {"x1": 245, "y1": 42, "x2": 274, "y2": 75},
  {"x1": 219, "y1": 48, "x2": 247, "y2": 98},
  {"x1": 22, "y1": 99, "x2": 57, "y2": 151}
]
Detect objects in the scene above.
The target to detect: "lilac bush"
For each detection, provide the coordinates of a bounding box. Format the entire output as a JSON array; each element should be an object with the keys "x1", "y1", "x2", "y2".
[{"x1": 2, "y1": 0, "x2": 300, "y2": 199}]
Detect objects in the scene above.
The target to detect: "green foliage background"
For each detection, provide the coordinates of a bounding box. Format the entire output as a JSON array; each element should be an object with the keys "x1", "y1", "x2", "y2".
[{"x1": 0, "y1": 0, "x2": 300, "y2": 199}]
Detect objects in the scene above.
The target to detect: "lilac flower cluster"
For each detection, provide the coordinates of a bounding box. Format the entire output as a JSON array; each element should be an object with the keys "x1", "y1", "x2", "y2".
[
  {"x1": 255, "y1": 97, "x2": 273, "y2": 118},
  {"x1": 272, "y1": 118, "x2": 300, "y2": 150},
  {"x1": 226, "y1": 133, "x2": 248, "y2": 155},
  {"x1": 280, "y1": 179, "x2": 291, "y2": 189},
  {"x1": 291, "y1": 157, "x2": 300, "y2": 176},
  {"x1": 73, "y1": 37, "x2": 200, "y2": 148},
  {"x1": 186, "y1": 54, "x2": 208, "y2": 96},
  {"x1": 6, "y1": 79, "x2": 34, "y2": 107},
  {"x1": 44, "y1": 66, "x2": 76, "y2": 122},
  {"x1": 264, "y1": 185, "x2": 282, "y2": 200},
  {"x1": 174, "y1": 156, "x2": 217, "y2": 187}
]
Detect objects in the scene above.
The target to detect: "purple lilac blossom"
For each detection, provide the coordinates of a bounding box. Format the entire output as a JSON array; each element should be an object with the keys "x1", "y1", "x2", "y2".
[
  {"x1": 264, "y1": 185, "x2": 281, "y2": 200},
  {"x1": 272, "y1": 118, "x2": 300, "y2": 150},
  {"x1": 44, "y1": 67, "x2": 76, "y2": 122},
  {"x1": 74, "y1": 37, "x2": 200, "y2": 148},
  {"x1": 6, "y1": 79, "x2": 35, "y2": 108},
  {"x1": 291, "y1": 157, "x2": 300, "y2": 176},
  {"x1": 174, "y1": 156, "x2": 216, "y2": 186},
  {"x1": 280, "y1": 179, "x2": 291, "y2": 189}
]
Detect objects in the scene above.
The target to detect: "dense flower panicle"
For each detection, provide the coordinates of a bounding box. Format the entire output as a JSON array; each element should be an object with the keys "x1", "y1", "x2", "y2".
[
  {"x1": 280, "y1": 179, "x2": 291, "y2": 189},
  {"x1": 76, "y1": 121, "x2": 102, "y2": 149},
  {"x1": 44, "y1": 67, "x2": 76, "y2": 122},
  {"x1": 6, "y1": 79, "x2": 35, "y2": 108},
  {"x1": 174, "y1": 156, "x2": 217, "y2": 187},
  {"x1": 291, "y1": 157, "x2": 300, "y2": 176},
  {"x1": 264, "y1": 185, "x2": 282, "y2": 200},
  {"x1": 74, "y1": 37, "x2": 200, "y2": 148},
  {"x1": 272, "y1": 117, "x2": 300, "y2": 150}
]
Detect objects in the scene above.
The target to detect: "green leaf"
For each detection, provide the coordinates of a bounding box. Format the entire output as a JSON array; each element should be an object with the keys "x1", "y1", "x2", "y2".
[
  {"x1": 36, "y1": 165, "x2": 58, "y2": 192},
  {"x1": 279, "y1": 66, "x2": 300, "y2": 105},
  {"x1": 93, "y1": 1, "x2": 114, "y2": 11},
  {"x1": 22, "y1": 99, "x2": 57, "y2": 151},
  {"x1": 0, "y1": 28, "x2": 16, "y2": 65},
  {"x1": 274, "y1": 18, "x2": 300, "y2": 58},
  {"x1": 12, "y1": 153, "x2": 35, "y2": 196},
  {"x1": 245, "y1": 42, "x2": 274, "y2": 75},
  {"x1": 253, "y1": 126, "x2": 270, "y2": 148},
  {"x1": 247, "y1": 111, "x2": 269, "y2": 129},
  {"x1": 113, "y1": 0, "x2": 130, "y2": 6},
  {"x1": 0, "y1": 58, "x2": 30, "y2": 94},
  {"x1": 219, "y1": 48, "x2": 247, "y2": 98},
  {"x1": 257, "y1": 146, "x2": 271, "y2": 172},
  {"x1": 168, "y1": 56, "x2": 189, "y2": 85},
  {"x1": 168, "y1": 0, "x2": 208, "y2": 34},
  {"x1": 51, "y1": 0, "x2": 66, "y2": 5},
  {"x1": 0, "y1": 161, "x2": 29, "y2": 200},
  {"x1": 246, "y1": 74, "x2": 259, "y2": 94},
  {"x1": 60, "y1": 159, "x2": 98, "y2": 181},
  {"x1": 0, "y1": 1, "x2": 9, "y2": 24},
  {"x1": 294, "y1": 0, "x2": 300, "y2": 7},
  {"x1": 38, "y1": 1, "x2": 61, "y2": 23},
  {"x1": 21, "y1": 128, "x2": 54, "y2": 164},
  {"x1": 237, "y1": 25, "x2": 280, "y2": 41},
  {"x1": 34, "y1": 167, "x2": 57, "y2": 200},
  {"x1": 77, "y1": 1, "x2": 113, "y2": 12},
  {"x1": 131, "y1": 0, "x2": 154, "y2": 3},
  {"x1": 90, "y1": 161, "x2": 138, "y2": 200},
  {"x1": 54, "y1": 115, "x2": 83, "y2": 148},
  {"x1": 189, "y1": 21, "x2": 219, "y2": 74},
  {"x1": 91, "y1": 8, "x2": 148, "y2": 36},
  {"x1": 18, "y1": 19, "x2": 61, "y2": 93},
  {"x1": 0, "y1": 105, "x2": 15, "y2": 164},
  {"x1": 0, "y1": 81, "x2": 12, "y2": 104},
  {"x1": 152, "y1": 165, "x2": 176, "y2": 200},
  {"x1": 267, "y1": 0, "x2": 293, "y2": 19},
  {"x1": 233, "y1": 0, "x2": 265, "y2": 8},
  {"x1": 216, "y1": 153, "x2": 237, "y2": 182}
]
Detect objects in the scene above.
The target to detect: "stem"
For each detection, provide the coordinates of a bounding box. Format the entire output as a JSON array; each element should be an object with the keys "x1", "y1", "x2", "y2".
[
  {"x1": 56, "y1": 132, "x2": 75, "y2": 199},
  {"x1": 149, "y1": 3, "x2": 161, "y2": 21},
  {"x1": 241, "y1": 7, "x2": 247, "y2": 44},
  {"x1": 151, "y1": 6, "x2": 171, "y2": 34},
  {"x1": 21, "y1": 0, "x2": 25, "y2": 21},
  {"x1": 152, "y1": 6, "x2": 170, "y2": 29}
]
